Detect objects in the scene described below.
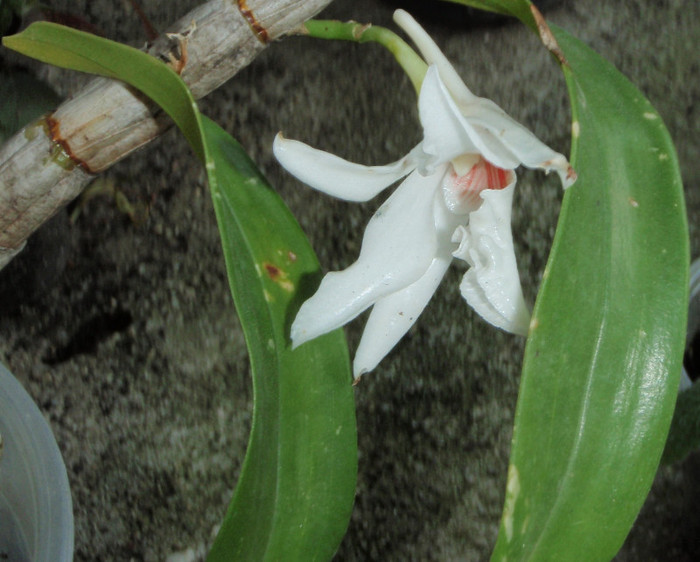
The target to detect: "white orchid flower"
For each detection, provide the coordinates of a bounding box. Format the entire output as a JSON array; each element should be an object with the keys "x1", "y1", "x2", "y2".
[{"x1": 274, "y1": 10, "x2": 576, "y2": 379}]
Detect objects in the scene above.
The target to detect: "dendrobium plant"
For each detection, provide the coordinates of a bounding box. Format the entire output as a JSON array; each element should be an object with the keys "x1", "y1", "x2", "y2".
[{"x1": 274, "y1": 10, "x2": 576, "y2": 379}]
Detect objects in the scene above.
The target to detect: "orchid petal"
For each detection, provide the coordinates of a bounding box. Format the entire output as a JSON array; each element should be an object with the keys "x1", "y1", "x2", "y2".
[
  {"x1": 393, "y1": 9, "x2": 477, "y2": 107},
  {"x1": 419, "y1": 66, "x2": 483, "y2": 165},
  {"x1": 273, "y1": 133, "x2": 414, "y2": 202},
  {"x1": 420, "y1": 67, "x2": 575, "y2": 189},
  {"x1": 453, "y1": 182, "x2": 530, "y2": 335},
  {"x1": 352, "y1": 189, "x2": 466, "y2": 377},
  {"x1": 419, "y1": 67, "x2": 527, "y2": 171},
  {"x1": 464, "y1": 101, "x2": 576, "y2": 188},
  {"x1": 291, "y1": 167, "x2": 447, "y2": 347},
  {"x1": 421, "y1": 68, "x2": 526, "y2": 170},
  {"x1": 353, "y1": 253, "x2": 452, "y2": 378}
]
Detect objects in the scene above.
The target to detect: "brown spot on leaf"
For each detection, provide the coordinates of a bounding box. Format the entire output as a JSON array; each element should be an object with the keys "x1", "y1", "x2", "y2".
[
  {"x1": 264, "y1": 262, "x2": 281, "y2": 279},
  {"x1": 263, "y1": 262, "x2": 294, "y2": 292}
]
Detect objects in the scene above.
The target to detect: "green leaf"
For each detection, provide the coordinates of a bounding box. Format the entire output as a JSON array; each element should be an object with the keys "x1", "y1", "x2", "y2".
[
  {"x1": 490, "y1": 25, "x2": 689, "y2": 562},
  {"x1": 3, "y1": 22, "x2": 358, "y2": 561},
  {"x1": 443, "y1": 3, "x2": 688, "y2": 558},
  {"x1": 202, "y1": 116, "x2": 356, "y2": 561}
]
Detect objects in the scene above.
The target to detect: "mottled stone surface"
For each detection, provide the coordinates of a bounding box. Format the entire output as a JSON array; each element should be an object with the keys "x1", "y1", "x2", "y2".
[{"x1": 0, "y1": 0, "x2": 698, "y2": 560}]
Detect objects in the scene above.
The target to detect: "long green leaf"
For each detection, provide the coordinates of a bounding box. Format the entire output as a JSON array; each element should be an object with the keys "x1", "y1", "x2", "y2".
[
  {"x1": 3, "y1": 22, "x2": 358, "y2": 560},
  {"x1": 492, "y1": 21, "x2": 688, "y2": 562},
  {"x1": 448, "y1": 1, "x2": 688, "y2": 559},
  {"x1": 202, "y1": 116, "x2": 357, "y2": 561}
]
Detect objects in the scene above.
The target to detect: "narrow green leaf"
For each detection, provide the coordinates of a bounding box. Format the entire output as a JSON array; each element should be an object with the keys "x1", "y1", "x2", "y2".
[
  {"x1": 202, "y1": 116, "x2": 356, "y2": 561},
  {"x1": 3, "y1": 22, "x2": 358, "y2": 561},
  {"x1": 491, "y1": 25, "x2": 688, "y2": 562}
]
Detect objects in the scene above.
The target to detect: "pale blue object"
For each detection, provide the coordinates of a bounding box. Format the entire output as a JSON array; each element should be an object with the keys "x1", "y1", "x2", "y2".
[
  {"x1": 0, "y1": 361, "x2": 73, "y2": 561},
  {"x1": 680, "y1": 258, "x2": 700, "y2": 391}
]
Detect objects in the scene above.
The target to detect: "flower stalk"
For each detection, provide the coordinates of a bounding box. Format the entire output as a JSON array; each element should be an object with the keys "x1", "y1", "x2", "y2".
[{"x1": 303, "y1": 19, "x2": 427, "y2": 96}]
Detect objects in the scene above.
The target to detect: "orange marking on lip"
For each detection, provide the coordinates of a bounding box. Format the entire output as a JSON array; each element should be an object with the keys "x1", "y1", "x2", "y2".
[{"x1": 450, "y1": 158, "x2": 510, "y2": 208}]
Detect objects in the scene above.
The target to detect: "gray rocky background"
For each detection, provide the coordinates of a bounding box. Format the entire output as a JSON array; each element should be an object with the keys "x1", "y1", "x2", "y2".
[{"x1": 1, "y1": 0, "x2": 699, "y2": 559}]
